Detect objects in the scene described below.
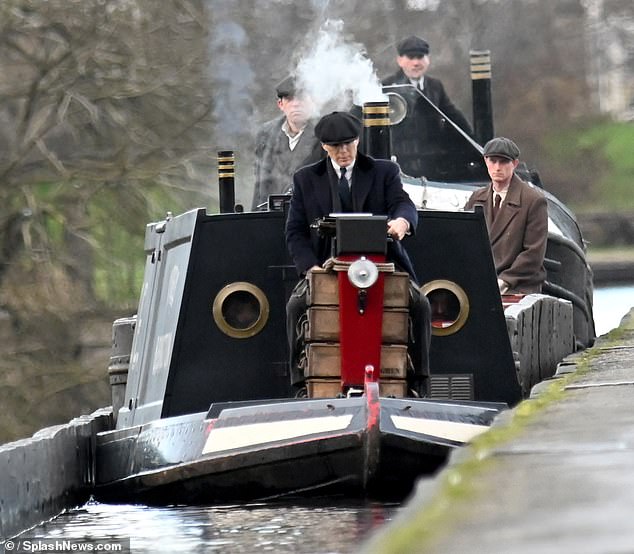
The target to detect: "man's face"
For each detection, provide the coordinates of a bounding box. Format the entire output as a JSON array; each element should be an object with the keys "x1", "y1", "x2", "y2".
[
  {"x1": 321, "y1": 138, "x2": 359, "y2": 168},
  {"x1": 484, "y1": 156, "x2": 519, "y2": 188},
  {"x1": 397, "y1": 54, "x2": 430, "y2": 80},
  {"x1": 277, "y1": 95, "x2": 313, "y2": 128}
]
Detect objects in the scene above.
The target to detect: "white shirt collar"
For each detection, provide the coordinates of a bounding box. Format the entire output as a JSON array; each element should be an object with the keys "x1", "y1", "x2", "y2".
[
  {"x1": 409, "y1": 76, "x2": 425, "y2": 90},
  {"x1": 330, "y1": 159, "x2": 356, "y2": 179},
  {"x1": 493, "y1": 186, "x2": 509, "y2": 203},
  {"x1": 281, "y1": 120, "x2": 305, "y2": 151}
]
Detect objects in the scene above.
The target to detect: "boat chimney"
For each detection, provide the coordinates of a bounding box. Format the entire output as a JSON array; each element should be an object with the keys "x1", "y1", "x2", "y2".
[
  {"x1": 217, "y1": 150, "x2": 236, "y2": 213},
  {"x1": 470, "y1": 50, "x2": 494, "y2": 145},
  {"x1": 362, "y1": 101, "x2": 392, "y2": 160}
]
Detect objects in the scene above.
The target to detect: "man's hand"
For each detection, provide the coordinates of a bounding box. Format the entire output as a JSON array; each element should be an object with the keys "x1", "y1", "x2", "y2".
[{"x1": 387, "y1": 217, "x2": 410, "y2": 241}]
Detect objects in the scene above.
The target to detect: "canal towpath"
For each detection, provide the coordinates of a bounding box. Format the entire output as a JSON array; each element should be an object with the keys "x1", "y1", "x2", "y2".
[{"x1": 363, "y1": 307, "x2": 634, "y2": 554}]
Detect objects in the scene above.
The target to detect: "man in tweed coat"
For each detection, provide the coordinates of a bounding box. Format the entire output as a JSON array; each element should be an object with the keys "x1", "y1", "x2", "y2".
[
  {"x1": 464, "y1": 137, "x2": 548, "y2": 294},
  {"x1": 251, "y1": 77, "x2": 324, "y2": 210}
]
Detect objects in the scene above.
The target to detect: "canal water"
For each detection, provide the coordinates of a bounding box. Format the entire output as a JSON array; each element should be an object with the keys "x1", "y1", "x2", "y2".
[
  {"x1": 24, "y1": 498, "x2": 398, "y2": 553},
  {"x1": 592, "y1": 284, "x2": 634, "y2": 336},
  {"x1": 17, "y1": 285, "x2": 634, "y2": 553}
]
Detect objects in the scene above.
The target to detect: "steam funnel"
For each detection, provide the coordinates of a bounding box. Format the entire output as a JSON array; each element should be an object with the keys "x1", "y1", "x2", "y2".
[
  {"x1": 217, "y1": 150, "x2": 236, "y2": 213},
  {"x1": 362, "y1": 101, "x2": 392, "y2": 160},
  {"x1": 470, "y1": 50, "x2": 494, "y2": 145}
]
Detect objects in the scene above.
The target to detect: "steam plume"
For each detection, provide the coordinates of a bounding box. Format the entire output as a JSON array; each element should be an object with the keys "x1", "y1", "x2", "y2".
[{"x1": 294, "y1": 19, "x2": 385, "y2": 116}]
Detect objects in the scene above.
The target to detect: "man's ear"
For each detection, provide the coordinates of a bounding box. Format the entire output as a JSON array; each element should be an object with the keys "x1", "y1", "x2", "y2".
[{"x1": 277, "y1": 98, "x2": 284, "y2": 111}]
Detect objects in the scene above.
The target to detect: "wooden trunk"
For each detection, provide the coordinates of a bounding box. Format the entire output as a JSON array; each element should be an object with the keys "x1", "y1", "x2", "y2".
[
  {"x1": 305, "y1": 343, "x2": 408, "y2": 379},
  {"x1": 305, "y1": 306, "x2": 409, "y2": 344},
  {"x1": 307, "y1": 378, "x2": 408, "y2": 399}
]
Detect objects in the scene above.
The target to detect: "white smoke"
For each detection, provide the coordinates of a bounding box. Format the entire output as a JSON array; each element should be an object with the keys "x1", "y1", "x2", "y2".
[
  {"x1": 294, "y1": 19, "x2": 386, "y2": 116},
  {"x1": 209, "y1": 20, "x2": 255, "y2": 137}
]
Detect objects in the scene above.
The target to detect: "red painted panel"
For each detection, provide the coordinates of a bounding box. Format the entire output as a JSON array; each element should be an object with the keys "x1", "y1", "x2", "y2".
[{"x1": 338, "y1": 255, "x2": 386, "y2": 388}]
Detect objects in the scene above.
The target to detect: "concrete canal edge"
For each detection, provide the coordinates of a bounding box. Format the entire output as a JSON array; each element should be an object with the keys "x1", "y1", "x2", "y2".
[
  {"x1": 361, "y1": 307, "x2": 634, "y2": 554},
  {"x1": 0, "y1": 407, "x2": 113, "y2": 539}
]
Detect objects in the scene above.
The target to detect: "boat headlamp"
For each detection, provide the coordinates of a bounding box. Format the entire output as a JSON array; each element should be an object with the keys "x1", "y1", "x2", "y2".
[
  {"x1": 347, "y1": 258, "x2": 379, "y2": 290},
  {"x1": 385, "y1": 91, "x2": 408, "y2": 125}
]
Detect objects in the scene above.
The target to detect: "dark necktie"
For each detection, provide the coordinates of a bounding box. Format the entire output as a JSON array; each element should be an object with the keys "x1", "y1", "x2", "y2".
[
  {"x1": 492, "y1": 193, "x2": 501, "y2": 221},
  {"x1": 338, "y1": 167, "x2": 352, "y2": 212}
]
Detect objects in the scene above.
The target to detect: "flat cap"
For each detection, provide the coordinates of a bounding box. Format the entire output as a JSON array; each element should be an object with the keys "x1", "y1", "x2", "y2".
[
  {"x1": 275, "y1": 75, "x2": 296, "y2": 98},
  {"x1": 397, "y1": 36, "x2": 430, "y2": 57},
  {"x1": 314, "y1": 112, "x2": 362, "y2": 145},
  {"x1": 483, "y1": 137, "x2": 521, "y2": 160}
]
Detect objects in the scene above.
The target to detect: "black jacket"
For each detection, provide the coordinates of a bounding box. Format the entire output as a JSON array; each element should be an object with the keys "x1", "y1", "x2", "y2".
[
  {"x1": 382, "y1": 70, "x2": 473, "y2": 134},
  {"x1": 285, "y1": 152, "x2": 418, "y2": 281}
]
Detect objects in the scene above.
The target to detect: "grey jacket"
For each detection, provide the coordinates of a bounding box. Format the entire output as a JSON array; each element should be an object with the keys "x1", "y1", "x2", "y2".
[{"x1": 251, "y1": 116, "x2": 324, "y2": 210}]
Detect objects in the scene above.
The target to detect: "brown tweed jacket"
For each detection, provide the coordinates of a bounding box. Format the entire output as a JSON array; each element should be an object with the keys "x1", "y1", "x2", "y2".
[{"x1": 464, "y1": 174, "x2": 548, "y2": 294}]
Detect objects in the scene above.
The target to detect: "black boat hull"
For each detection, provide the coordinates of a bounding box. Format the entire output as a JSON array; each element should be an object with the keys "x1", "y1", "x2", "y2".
[{"x1": 95, "y1": 388, "x2": 503, "y2": 504}]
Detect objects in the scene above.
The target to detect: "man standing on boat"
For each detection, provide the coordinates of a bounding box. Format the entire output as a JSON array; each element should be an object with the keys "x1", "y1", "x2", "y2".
[
  {"x1": 464, "y1": 137, "x2": 548, "y2": 294},
  {"x1": 251, "y1": 76, "x2": 324, "y2": 211},
  {"x1": 382, "y1": 35, "x2": 472, "y2": 177},
  {"x1": 285, "y1": 111, "x2": 431, "y2": 396}
]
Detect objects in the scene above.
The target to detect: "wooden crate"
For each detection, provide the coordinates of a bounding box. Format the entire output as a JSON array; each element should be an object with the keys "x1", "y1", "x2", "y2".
[
  {"x1": 307, "y1": 270, "x2": 339, "y2": 306},
  {"x1": 307, "y1": 269, "x2": 409, "y2": 308},
  {"x1": 305, "y1": 343, "x2": 408, "y2": 379},
  {"x1": 306, "y1": 378, "x2": 343, "y2": 398},
  {"x1": 305, "y1": 306, "x2": 408, "y2": 344},
  {"x1": 380, "y1": 379, "x2": 409, "y2": 397},
  {"x1": 307, "y1": 378, "x2": 408, "y2": 399}
]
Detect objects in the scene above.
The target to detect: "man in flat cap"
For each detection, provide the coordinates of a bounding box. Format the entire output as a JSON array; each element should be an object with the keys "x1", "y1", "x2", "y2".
[
  {"x1": 285, "y1": 111, "x2": 431, "y2": 396},
  {"x1": 251, "y1": 76, "x2": 324, "y2": 210},
  {"x1": 382, "y1": 35, "x2": 473, "y2": 177},
  {"x1": 464, "y1": 137, "x2": 548, "y2": 294}
]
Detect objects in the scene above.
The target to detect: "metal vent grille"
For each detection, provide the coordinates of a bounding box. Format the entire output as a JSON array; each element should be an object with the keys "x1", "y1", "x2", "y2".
[{"x1": 429, "y1": 374, "x2": 474, "y2": 401}]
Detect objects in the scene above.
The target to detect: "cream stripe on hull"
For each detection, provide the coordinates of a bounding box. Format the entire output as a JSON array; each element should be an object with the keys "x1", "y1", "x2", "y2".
[
  {"x1": 202, "y1": 415, "x2": 354, "y2": 454},
  {"x1": 391, "y1": 415, "x2": 489, "y2": 443}
]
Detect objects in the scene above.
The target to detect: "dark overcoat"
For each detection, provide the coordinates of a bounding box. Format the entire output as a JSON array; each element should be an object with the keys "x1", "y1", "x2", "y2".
[
  {"x1": 285, "y1": 152, "x2": 419, "y2": 281},
  {"x1": 464, "y1": 174, "x2": 548, "y2": 293},
  {"x1": 382, "y1": 70, "x2": 473, "y2": 135}
]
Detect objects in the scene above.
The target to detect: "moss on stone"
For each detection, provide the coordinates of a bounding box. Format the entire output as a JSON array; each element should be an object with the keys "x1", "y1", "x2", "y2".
[{"x1": 365, "y1": 311, "x2": 634, "y2": 553}]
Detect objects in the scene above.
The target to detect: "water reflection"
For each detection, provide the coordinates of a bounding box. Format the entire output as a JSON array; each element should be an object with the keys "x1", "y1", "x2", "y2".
[
  {"x1": 30, "y1": 498, "x2": 399, "y2": 553},
  {"x1": 593, "y1": 285, "x2": 634, "y2": 336}
]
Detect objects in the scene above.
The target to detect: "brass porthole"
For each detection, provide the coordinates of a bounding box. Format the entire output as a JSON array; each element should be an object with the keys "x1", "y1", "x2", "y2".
[
  {"x1": 212, "y1": 282, "x2": 270, "y2": 339},
  {"x1": 420, "y1": 279, "x2": 470, "y2": 336}
]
